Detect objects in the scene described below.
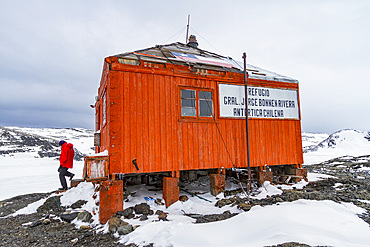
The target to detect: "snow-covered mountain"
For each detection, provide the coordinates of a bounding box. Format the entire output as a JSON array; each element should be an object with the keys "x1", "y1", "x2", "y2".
[
  {"x1": 302, "y1": 129, "x2": 370, "y2": 165},
  {"x1": 1, "y1": 126, "x2": 369, "y2": 166},
  {"x1": 0, "y1": 126, "x2": 95, "y2": 201},
  {"x1": 301, "y1": 132, "x2": 329, "y2": 151},
  {"x1": 0, "y1": 126, "x2": 95, "y2": 160}
]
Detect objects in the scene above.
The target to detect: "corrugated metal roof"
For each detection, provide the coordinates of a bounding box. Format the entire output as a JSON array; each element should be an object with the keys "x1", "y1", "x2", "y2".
[{"x1": 113, "y1": 42, "x2": 298, "y2": 83}]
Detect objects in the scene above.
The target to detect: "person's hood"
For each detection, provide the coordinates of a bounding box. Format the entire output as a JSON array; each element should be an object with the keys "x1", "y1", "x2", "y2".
[{"x1": 65, "y1": 143, "x2": 74, "y2": 149}]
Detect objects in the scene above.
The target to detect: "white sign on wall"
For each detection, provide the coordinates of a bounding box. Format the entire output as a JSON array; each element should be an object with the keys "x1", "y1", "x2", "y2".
[{"x1": 219, "y1": 84, "x2": 300, "y2": 119}]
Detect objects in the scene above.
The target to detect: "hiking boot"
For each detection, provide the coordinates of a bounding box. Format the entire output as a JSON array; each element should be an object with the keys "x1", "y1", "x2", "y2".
[{"x1": 69, "y1": 174, "x2": 75, "y2": 181}]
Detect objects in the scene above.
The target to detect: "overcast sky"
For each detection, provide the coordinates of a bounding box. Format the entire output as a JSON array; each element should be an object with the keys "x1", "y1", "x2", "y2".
[{"x1": 0, "y1": 0, "x2": 369, "y2": 133}]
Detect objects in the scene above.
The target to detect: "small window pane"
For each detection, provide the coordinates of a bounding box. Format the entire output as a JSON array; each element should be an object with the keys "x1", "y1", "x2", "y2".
[
  {"x1": 181, "y1": 98, "x2": 195, "y2": 107},
  {"x1": 199, "y1": 91, "x2": 212, "y2": 100},
  {"x1": 199, "y1": 100, "x2": 213, "y2": 117},
  {"x1": 181, "y1": 89, "x2": 195, "y2": 99},
  {"x1": 182, "y1": 107, "x2": 196, "y2": 116},
  {"x1": 181, "y1": 89, "x2": 196, "y2": 117}
]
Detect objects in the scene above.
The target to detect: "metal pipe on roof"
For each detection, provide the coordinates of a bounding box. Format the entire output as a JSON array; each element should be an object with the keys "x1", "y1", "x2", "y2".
[{"x1": 186, "y1": 15, "x2": 190, "y2": 43}]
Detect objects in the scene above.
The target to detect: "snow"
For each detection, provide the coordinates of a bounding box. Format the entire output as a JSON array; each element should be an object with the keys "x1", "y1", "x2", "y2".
[
  {"x1": 5, "y1": 126, "x2": 95, "y2": 155},
  {"x1": 125, "y1": 200, "x2": 368, "y2": 247},
  {"x1": 303, "y1": 129, "x2": 370, "y2": 165},
  {"x1": 0, "y1": 156, "x2": 84, "y2": 201},
  {"x1": 301, "y1": 132, "x2": 329, "y2": 147},
  {"x1": 1, "y1": 127, "x2": 370, "y2": 246},
  {"x1": 89, "y1": 150, "x2": 108, "y2": 156}
]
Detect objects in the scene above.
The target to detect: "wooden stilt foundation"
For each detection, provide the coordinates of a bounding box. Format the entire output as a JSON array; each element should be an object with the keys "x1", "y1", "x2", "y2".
[
  {"x1": 287, "y1": 167, "x2": 308, "y2": 182},
  {"x1": 209, "y1": 174, "x2": 225, "y2": 196},
  {"x1": 99, "y1": 180, "x2": 123, "y2": 224},
  {"x1": 257, "y1": 170, "x2": 273, "y2": 186},
  {"x1": 163, "y1": 176, "x2": 179, "y2": 208}
]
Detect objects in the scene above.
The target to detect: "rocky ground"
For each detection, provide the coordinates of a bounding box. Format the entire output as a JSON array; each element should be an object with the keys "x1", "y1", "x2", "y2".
[{"x1": 0, "y1": 157, "x2": 369, "y2": 247}]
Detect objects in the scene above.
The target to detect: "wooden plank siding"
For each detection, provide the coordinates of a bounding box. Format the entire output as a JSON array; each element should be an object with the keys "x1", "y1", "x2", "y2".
[{"x1": 98, "y1": 58, "x2": 304, "y2": 175}]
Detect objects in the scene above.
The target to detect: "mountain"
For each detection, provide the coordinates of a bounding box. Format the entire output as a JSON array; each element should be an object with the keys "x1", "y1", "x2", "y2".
[
  {"x1": 301, "y1": 132, "x2": 329, "y2": 152},
  {"x1": 0, "y1": 126, "x2": 94, "y2": 160},
  {"x1": 2, "y1": 126, "x2": 369, "y2": 165},
  {"x1": 303, "y1": 129, "x2": 370, "y2": 154},
  {"x1": 302, "y1": 129, "x2": 370, "y2": 165}
]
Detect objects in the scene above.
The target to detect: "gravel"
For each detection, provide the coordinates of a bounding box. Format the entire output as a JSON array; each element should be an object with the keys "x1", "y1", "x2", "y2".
[{"x1": 0, "y1": 156, "x2": 369, "y2": 247}]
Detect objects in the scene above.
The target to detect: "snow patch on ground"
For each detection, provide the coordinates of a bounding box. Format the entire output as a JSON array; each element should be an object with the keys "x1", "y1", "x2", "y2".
[{"x1": 121, "y1": 200, "x2": 369, "y2": 247}]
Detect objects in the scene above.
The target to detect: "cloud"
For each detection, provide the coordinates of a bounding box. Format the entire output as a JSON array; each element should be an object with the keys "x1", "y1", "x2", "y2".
[{"x1": 0, "y1": 0, "x2": 369, "y2": 133}]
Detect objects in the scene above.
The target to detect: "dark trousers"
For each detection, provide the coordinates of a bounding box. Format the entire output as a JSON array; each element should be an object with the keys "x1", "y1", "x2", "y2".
[{"x1": 58, "y1": 166, "x2": 73, "y2": 190}]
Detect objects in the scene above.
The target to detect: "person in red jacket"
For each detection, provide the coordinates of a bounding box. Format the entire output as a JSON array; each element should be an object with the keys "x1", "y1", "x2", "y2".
[{"x1": 58, "y1": 140, "x2": 75, "y2": 190}]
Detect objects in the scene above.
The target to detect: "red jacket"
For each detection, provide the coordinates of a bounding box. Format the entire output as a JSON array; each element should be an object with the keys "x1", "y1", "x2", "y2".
[{"x1": 60, "y1": 143, "x2": 74, "y2": 168}]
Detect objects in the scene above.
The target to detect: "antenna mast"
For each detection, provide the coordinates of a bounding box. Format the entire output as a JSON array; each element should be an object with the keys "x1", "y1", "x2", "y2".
[{"x1": 186, "y1": 15, "x2": 190, "y2": 43}]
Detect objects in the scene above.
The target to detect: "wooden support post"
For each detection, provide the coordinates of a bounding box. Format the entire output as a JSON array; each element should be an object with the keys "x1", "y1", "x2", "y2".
[
  {"x1": 288, "y1": 167, "x2": 308, "y2": 182},
  {"x1": 71, "y1": 179, "x2": 83, "y2": 188},
  {"x1": 163, "y1": 176, "x2": 179, "y2": 208},
  {"x1": 257, "y1": 170, "x2": 273, "y2": 186},
  {"x1": 210, "y1": 174, "x2": 225, "y2": 196},
  {"x1": 99, "y1": 180, "x2": 123, "y2": 224}
]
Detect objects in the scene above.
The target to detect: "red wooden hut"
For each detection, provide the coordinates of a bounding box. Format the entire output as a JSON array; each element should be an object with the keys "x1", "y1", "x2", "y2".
[{"x1": 84, "y1": 40, "x2": 306, "y2": 223}]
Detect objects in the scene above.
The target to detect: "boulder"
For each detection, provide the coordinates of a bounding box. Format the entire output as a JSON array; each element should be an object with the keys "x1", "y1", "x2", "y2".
[
  {"x1": 71, "y1": 200, "x2": 88, "y2": 209},
  {"x1": 139, "y1": 215, "x2": 148, "y2": 221},
  {"x1": 134, "y1": 203, "x2": 150, "y2": 215},
  {"x1": 179, "y1": 195, "x2": 189, "y2": 202},
  {"x1": 77, "y1": 210, "x2": 92, "y2": 223},
  {"x1": 123, "y1": 207, "x2": 135, "y2": 219},
  {"x1": 37, "y1": 196, "x2": 63, "y2": 213},
  {"x1": 117, "y1": 224, "x2": 133, "y2": 235},
  {"x1": 108, "y1": 217, "x2": 130, "y2": 233},
  {"x1": 60, "y1": 212, "x2": 79, "y2": 223}
]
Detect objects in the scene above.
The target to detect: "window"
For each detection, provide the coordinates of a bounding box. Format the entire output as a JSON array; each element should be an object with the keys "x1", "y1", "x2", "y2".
[
  {"x1": 102, "y1": 91, "x2": 107, "y2": 125},
  {"x1": 199, "y1": 91, "x2": 213, "y2": 117},
  {"x1": 181, "y1": 88, "x2": 213, "y2": 119},
  {"x1": 181, "y1": 89, "x2": 196, "y2": 116}
]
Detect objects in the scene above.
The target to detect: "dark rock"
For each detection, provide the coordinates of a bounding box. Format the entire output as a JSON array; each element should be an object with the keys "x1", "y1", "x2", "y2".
[
  {"x1": 37, "y1": 196, "x2": 63, "y2": 213},
  {"x1": 155, "y1": 210, "x2": 164, "y2": 215},
  {"x1": 42, "y1": 219, "x2": 51, "y2": 225},
  {"x1": 155, "y1": 198, "x2": 164, "y2": 205},
  {"x1": 158, "y1": 212, "x2": 168, "y2": 221},
  {"x1": 117, "y1": 224, "x2": 133, "y2": 235},
  {"x1": 30, "y1": 219, "x2": 43, "y2": 227},
  {"x1": 115, "y1": 211, "x2": 125, "y2": 217},
  {"x1": 123, "y1": 190, "x2": 131, "y2": 199},
  {"x1": 140, "y1": 215, "x2": 148, "y2": 221},
  {"x1": 179, "y1": 195, "x2": 189, "y2": 202},
  {"x1": 108, "y1": 217, "x2": 122, "y2": 233},
  {"x1": 224, "y1": 188, "x2": 244, "y2": 197},
  {"x1": 237, "y1": 203, "x2": 252, "y2": 211},
  {"x1": 60, "y1": 212, "x2": 79, "y2": 223},
  {"x1": 121, "y1": 207, "x2": 135, "y2": 219},
  {"x1": 134, "y1": 203, "x2": 150, "y2": 215},
  {"x1": 266, "y1": 242, "x2": 311, "y2": 247},
  {"x1": 108, "y1": 217, "x2": 130, "y2": 233},
  {"x1": 193, "y1": 211, "x2": 238, "y2": 223},
  {"x1": 215, "y1": 196, "x2": 243, "y2": 208},
  {"x1": 77, "y1": 211, "x2": 92, "y2": 223},
  {"x1": 71, "y1": 200, "x2": 88, "y2": 209}
]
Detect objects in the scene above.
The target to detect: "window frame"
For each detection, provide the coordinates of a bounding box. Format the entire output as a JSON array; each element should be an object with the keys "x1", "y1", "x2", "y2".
[
  {"x1": 102, "y1": 90, "x2": 107, "y2": 127},
  {"x1": 179, "y1": 86, "x2": 216, "y2": 122}
]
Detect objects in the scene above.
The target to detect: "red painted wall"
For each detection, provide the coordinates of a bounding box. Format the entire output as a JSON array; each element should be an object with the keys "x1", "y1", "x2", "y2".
[{"x1": 96, "y1": 57, "x2": 303, "y2": 175}]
